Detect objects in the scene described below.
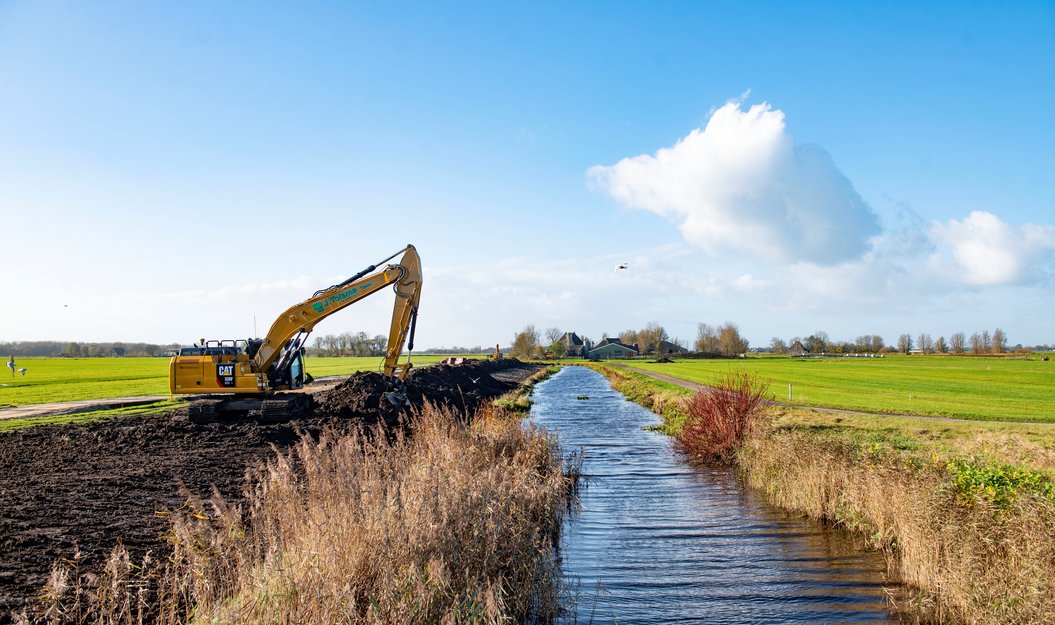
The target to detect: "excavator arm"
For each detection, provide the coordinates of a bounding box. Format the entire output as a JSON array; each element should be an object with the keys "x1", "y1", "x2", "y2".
[
  {"x1": 168, "y1": 244, "x2": 422, "y2": 397},
  {"x1": 254, "y1": 244, "x2": 423, "y2": 385}
]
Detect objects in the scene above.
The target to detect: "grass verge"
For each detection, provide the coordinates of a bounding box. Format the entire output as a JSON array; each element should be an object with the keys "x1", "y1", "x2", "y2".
[
  {"x1": 585, "y1": 363, "x2": 691, "y2": 433},
  {"x1": 0, "y1": 400, "x2": 182, "y2": 432},
  {"x1": 591, "y1": 363, "x2": 1055, "y2": 624},
  {"x1": 491, "y1": 366, "x2": 560, "y2": 414}
]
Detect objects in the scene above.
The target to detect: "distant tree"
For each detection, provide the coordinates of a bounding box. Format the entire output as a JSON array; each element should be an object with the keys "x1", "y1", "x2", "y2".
[
  {"x1": 63, "y1": 342, "x2": 82, "y2": 357},
  {"x1": 510, "y1": 325, "x2": 541, "y2": 359},
  {"x1": 372, "y1": 334, "x2": 387, "y2": 355},
  {"x1": 769, "y1": 337, "x2": 788, "y2": 354},
  {"x1": 969, "y1": 332, "x2": 983, "y2": 354},
  {"x1": 936, "y1": 336, "x2": 949, "y2": 354},
  {"x1": 803, "y1": 335, "x2": 817, "y2": 352},
  {"x1": 992, "y1": 328, "x2": 1007, "y2": 354},
  {"x1": 718, "y1": 322, "x2": 749, "y2": 356},
  {"x1": 869, "y1": 335, "x2": 885, "y2": 353},
  {"x1": 545, "y1": 327, "x2": 563, "y2": 344},
  {"x1": 640, "y1": 321, "x2": 669, "y2": 355},
  {"x1": 950, "y1": 332, "x2": 966, "y2": 354},
  {"x1": 897, "y1": 334, "x2": 913, "y2": 354},
  {"x1": 917, "y1": 333, "x2": 933, "y2": 355},
  {"x1": 981, "y1": 329, "x2": 992, "y2": 352},
  {"x1": 619, "y1": 329, "x2": 640, "y2": 349},
  {"x1": 548, "y1": 340, "x2": 567, "y2": 358},
  {"x1": 695, "y1": 323, "x2": 720, "y2": 353},
  {"x1": 811, "y1": 331, "x2": 830, "y2": 353}
]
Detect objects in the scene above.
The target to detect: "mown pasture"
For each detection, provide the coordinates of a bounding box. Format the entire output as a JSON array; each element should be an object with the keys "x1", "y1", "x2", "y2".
[
  {"x1": 0, "y1": 355, "x2": 455, "y2": 407},
  {"x1": 621, "y1": 355, "x2": 1055, "y2": 423}
]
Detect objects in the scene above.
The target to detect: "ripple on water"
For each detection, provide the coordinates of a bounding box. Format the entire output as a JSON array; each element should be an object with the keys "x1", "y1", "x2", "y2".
[{"x1": 529, "y1": 366, "x2": 898, "y2": 625}]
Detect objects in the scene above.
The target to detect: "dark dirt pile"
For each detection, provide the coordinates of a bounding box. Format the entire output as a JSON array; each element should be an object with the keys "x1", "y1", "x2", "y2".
[
  {"x1": 313, "y1": 358, "x2": 536, "y2": 425},
  {"x1": 0, "y1": 358, "x2": 540, "y2": 622}
]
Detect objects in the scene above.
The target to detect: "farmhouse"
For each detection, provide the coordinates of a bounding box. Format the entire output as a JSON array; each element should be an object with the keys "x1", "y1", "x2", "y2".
[
  {"x1": 587, "y1": 337, "x2": 639, "y2": 360},
  {"x1": 656, "y1": 340, "x2": 688, "y2": 356},
  {"x1": 558, "y1": 331, "x2": 586, "y2": 357}
]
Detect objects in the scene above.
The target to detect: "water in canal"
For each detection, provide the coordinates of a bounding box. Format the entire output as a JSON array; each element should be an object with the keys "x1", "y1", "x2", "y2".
[{"x1": 529, "y1": 366, "x2": 899, "y2": 624}]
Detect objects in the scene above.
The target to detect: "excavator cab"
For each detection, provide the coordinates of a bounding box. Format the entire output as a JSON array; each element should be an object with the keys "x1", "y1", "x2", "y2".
[{"x1": 289, "y1": 352, "x2": 305, "y2": 389}]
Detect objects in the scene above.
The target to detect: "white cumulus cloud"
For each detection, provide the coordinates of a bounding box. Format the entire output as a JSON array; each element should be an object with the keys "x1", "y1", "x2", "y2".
[
  {"x1": 931, "y1": 211, "x2": 1055, "y2": 286},
  {"x1": 588, "y1": 100, "x2": 881, "y2": 265}
]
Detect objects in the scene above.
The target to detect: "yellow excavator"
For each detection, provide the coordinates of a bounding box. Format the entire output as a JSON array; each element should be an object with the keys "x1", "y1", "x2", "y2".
[{"x1": 169, "y1": 244, "x2": 422, "y2": 419}]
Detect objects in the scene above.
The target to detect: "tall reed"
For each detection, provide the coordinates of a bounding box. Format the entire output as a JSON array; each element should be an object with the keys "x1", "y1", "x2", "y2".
[
  {"x1": 740, "y1": 430, "x2": 1055, "y2": 624},
  {"x1": 36, "y1": 403, "x2": 577, "y2": 625}
]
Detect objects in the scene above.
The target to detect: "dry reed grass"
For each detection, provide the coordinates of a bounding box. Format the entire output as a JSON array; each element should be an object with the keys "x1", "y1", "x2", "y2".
[
  {"x1": 740, "y1": 430, "x2": 1055, "y2": 625},
  {"x1": 35, "y1": 403, "x2": 577, "y2": 625},
  {"x1": 596, "y1": 366, "x2": 1055, "y2": 624}
]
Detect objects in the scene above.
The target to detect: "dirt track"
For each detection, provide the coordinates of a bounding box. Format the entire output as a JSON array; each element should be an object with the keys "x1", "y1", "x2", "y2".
[{"x1": 0, "y1": 359, "x2": 540, "y2": 621}]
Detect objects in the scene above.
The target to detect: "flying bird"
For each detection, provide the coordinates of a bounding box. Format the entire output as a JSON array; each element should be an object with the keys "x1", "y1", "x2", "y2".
[
  {"x1": 615, "y1": 263, "x2": 629, "y2": 271},
  {"x1": 469, "y1": 376, "x2": 481, "y2": 384}
]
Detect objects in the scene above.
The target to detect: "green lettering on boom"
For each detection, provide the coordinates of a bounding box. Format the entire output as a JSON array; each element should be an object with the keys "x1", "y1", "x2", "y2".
[{"x1": 310, "y1": 282, "x2": 374, "y2": 314}]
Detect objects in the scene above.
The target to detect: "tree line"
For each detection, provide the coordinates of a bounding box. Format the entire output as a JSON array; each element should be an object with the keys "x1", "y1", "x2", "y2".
[
  {"x1": 767, "y1": 327, "x2": 1029, "y2": 355},
  {"x1": 694, "y1": 322, "x2": 750, "y2": 356},
  {"x1": 0, "y1": 341, "x2": 177, "y2": 358},
  {"x1": 896, "y1": 328, "x2": 1013, "y2": 355},
  {"x1": 508, "y1": 322, "x2": 750, "y2": 359},
  {"x1": 309, "y1": 333, "x2": 390, "y2": 357}
]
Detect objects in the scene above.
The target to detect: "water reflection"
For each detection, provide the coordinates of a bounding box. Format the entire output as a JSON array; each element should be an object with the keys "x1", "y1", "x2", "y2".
[{"x1": 530, "y1": 366, "x2": 898, "y2": 625}]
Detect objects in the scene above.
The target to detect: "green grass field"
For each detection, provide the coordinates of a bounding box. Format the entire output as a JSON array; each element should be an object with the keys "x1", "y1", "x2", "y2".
[
  {"x1": 0, "y1": 355, "x2": 456, "y2": 408},
  {"x1": 620, "y1": 355, "x2": 1055, "y2": 423}
]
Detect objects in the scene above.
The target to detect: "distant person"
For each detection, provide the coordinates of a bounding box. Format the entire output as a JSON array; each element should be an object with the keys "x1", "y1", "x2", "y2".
[{"x1": 6, "y1": 355, "x2": 13, "y2": 377}]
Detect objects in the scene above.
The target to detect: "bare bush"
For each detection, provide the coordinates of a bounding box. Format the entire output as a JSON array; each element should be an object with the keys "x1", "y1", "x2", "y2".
[{"x1": 674, "y1": 369, "x2": 771, "y2": 463}]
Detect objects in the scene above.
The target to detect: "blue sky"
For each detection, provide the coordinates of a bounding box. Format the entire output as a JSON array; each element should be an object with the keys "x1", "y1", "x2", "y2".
[{"x1": 2, "y1": 1, "x2": 1053, "y2": 349}]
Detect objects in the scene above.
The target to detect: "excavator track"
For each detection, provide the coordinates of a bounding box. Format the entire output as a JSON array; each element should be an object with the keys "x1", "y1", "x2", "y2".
[
  {"x1": 182, "y1": 393, "x2": 313, "y2": 423},
  {"x1": 260, "y1": 394, "x2": 312, "y2": 423}
]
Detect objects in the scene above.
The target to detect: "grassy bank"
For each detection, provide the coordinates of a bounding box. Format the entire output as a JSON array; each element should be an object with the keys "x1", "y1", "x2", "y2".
[
  {"x1": 592, "y1": 363, "x2": 1055, "y2": 624},
  {"x1": 492, "y1": 365, "x2": 561, "y2": 413},
  {"x1": 584, "y1": 364, "x2": 691, "y2": 433},
  {"x1": 36, "y1": 402, "x2": 577, "y2": 624},
  {"x1": 621, "y1": 355, "x2": 1055, "y2": 422},
  {"x1": 0, "y1": 399, "x2": 184, "y2": 433}
]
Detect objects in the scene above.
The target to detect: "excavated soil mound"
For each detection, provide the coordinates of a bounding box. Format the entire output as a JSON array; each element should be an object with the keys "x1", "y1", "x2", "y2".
[
  {"x1": 314, "y1": 358, "x2": 538, "y2": 423},
  {"x1": 313, "y1": 371, "x2": 407, "y2": 427},
  {"x1": 0, "y1": 359, "x2": 540, "y2": 623}
]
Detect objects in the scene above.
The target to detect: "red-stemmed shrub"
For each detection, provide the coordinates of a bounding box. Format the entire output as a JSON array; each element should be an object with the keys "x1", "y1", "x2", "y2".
[{"x1": 674, "y1": 369, "x2": 771, "y2": 463}]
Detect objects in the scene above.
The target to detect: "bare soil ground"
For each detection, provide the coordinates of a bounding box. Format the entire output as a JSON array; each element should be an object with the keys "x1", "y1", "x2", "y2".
[{"x1": 0, "y1": 359, "x2": 540, "y2": 622}]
